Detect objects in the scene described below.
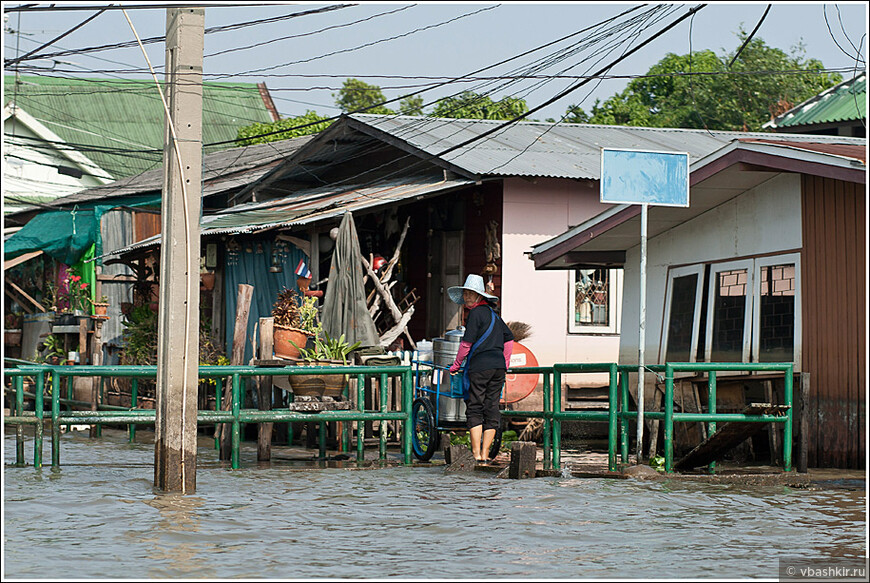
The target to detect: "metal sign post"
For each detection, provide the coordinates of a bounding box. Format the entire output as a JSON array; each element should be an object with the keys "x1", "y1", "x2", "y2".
[
  {"x1": 600, "y1": 148, "x2": 689, "y2": 465},
  {"x1": 637, "y1": 203, "x2": 648, "y2": 464}
]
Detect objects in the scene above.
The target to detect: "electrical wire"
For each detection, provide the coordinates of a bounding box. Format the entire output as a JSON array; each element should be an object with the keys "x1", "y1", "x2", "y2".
[
  {"x1": 5, "y1": 6, "x2": 109, "y2": 66},
  {"x1": 9, "y1": 4, "x2": 354, "y2": 63}
]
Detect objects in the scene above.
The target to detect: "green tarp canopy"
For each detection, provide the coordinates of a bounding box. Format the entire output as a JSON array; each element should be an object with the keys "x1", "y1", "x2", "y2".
[{"x1": 4, "y1": 209, "x2": 98, "y2": 266}]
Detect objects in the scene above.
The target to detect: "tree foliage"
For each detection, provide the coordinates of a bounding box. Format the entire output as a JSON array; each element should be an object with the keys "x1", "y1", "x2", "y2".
[
  {"x1": 565, "y1": 32, "x2": 842, "y2": 131},
  {"x1": 334, "y1": 78, "x2": 394, "y2": 114},
  {"x1": 236, "y1": 110, "x2": 332, "y2": 146},
  {"x1": 431, "y1": 90, "x2": 529, "y2": 120}
]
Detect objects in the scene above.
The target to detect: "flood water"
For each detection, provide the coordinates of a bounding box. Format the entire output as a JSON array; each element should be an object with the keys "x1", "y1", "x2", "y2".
[{"x1": 3, "y1": 427, "x2": 866, "y2": 579}]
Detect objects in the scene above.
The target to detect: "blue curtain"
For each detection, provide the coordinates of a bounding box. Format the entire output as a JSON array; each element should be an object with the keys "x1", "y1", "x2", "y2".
[{"x1": 224, "y1": 238, "x2": 304, "y2": 364}]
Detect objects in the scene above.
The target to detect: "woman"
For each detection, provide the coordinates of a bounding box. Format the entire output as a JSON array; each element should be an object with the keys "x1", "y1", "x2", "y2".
[{"x1": 447, "y1": 274, "x2": 514, "y2": 463}]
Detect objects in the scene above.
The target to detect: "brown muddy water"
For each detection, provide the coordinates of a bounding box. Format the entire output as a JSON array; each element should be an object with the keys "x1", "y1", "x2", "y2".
[{"x1": 3, "y1": 427, "x2": 866, "y2": 579}]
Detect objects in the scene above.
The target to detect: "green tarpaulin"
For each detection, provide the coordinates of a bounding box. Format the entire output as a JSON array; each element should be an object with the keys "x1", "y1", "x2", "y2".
[
  {"x1": 4, "y1": 209, "x2": 97, "y2": 266},
  {"x1": 321, "y1": 211, "x2": 379, "y2": 348}
]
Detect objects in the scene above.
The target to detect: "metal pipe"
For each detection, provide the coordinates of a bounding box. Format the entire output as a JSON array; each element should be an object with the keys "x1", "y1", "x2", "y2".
[
  {"x1": 664, "y1": 364, "x2": 674, "y2": 472},
  {"x1": 15, "y1": 375, "x2": 25, "y2": 466},
  {"x1": 402, "y1": 367, "x2": 412, "y2": 465},
  {"x1": 356, "y1": 373, "x2": 365, "y2": 463},
  {"x1": 707, "y1": 371, "x2": 717, "y2": 474},
  {"x1": 35, "y1": 371, "x2": 44, "y2": 468},
  {"x1": 318, "y1": 421, "x2": 326, "y2": 459},
  {"x1": 619, "y1": 370, "x2": 629, "y2": 463},
  {"x1": 542, "y1": 371, "x2": 551, "y2": 470},
  {"x1": 231, "y1": 373, "x2": 240, "y2": 470},
  {"x1": 51, "y1": 371, "x2": 60, "y2": 468},
  {"x1": 129, "y1": 378, "x2": 138, "y2": 442},
  {"x1": 784, "y1": 365, "x2": 794, "y2": 471},
  {"x1": 608, "y1": 363, "x2": 617, "y2": 472},
  {"x1": 553, "y1": 367, "x2": 562, "y2": 471},
  {"x1": 379, "y1": 372, "x2": 388, "y2": 460}
]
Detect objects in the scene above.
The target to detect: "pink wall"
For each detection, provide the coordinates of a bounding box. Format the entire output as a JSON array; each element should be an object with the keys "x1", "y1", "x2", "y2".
[{"x1": 500, "y1": 177, "x2": 620, "y2": 396}]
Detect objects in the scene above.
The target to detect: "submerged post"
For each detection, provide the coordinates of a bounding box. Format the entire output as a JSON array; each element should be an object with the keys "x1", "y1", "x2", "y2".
[{"x1": 154, "y1": 7, "x2": 204, "y2": 494}]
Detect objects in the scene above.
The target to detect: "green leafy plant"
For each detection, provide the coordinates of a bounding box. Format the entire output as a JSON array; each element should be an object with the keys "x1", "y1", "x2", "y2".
[
  {"x1": 650, "y1": 455, "x2": 666, "y2": 472},
  {"x1": 41, "y1": 334, "x2": 66, "y2": 363},
  {"x1": 291, "y1": 330, "x2": 361, "y2": 364},
  {"x1": 297, "y1": 295, "x2": 322, "y2": 336},
  {"x1": 271, "y1": 287, "x2": 303, "y2": 329}
]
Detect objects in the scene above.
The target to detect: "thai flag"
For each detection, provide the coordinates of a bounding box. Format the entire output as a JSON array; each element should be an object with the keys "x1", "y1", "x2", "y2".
[{"x1": 294, "y1": 258, "x2": 311, "y2": 279}]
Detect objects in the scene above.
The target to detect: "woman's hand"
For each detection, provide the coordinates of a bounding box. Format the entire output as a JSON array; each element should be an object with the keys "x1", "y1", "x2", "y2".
[{"x1": 449, "y1": 362, "x2": 460, "y2": 375}]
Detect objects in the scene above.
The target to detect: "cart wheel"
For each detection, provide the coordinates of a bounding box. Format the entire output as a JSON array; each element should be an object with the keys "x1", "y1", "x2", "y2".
[
  {"x1": 411, "y1": 397, "x2": 440, "y2": 461},
  {"x1": 488, "y1": 417, "x2": 504, "y2": 460}
]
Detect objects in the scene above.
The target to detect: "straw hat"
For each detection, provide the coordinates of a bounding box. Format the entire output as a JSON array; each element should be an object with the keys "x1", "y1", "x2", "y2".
[{"x1": 447, "y1": 274, "x2": 498, "y2": 305}]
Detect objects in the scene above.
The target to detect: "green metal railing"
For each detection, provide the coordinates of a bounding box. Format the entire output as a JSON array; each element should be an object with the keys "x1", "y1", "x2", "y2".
[
  {"x1": 4, "y1": 364, "x2": 413, "y2": 470},
  {"x1": 5, "y1": 361, "x2": 794, "y2": 475}
]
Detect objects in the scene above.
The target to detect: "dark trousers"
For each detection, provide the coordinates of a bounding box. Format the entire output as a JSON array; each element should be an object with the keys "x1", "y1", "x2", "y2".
[{"x1": 465, "y1": 369, "x2": 505, "y2": 431}]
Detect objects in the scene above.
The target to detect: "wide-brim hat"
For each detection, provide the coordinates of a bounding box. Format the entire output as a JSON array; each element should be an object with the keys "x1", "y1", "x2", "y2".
[{"x1": 447, "y1": 274, "x2": 498, "y2": 305}]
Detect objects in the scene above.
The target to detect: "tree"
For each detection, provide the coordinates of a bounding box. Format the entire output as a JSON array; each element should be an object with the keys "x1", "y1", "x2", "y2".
[
  {"x1": 398, "y1": 95, "x2": 424, "y2": 116},
  {"x1": 334, "y1": 78, "x2": 394, "y2": 114},
  {"x1": 431, "y1": 90, "x2": 529, "y2": 120},
  {"x1": 236, "y1": 110, "x2": 332, "y2": 146},
  {"x1": 564, "y1": 32, "x2": 842, "y2": 131}
]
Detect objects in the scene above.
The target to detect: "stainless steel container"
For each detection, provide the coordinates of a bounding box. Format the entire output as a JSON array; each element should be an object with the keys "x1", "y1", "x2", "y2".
[{"x1": 432, "y1": 328, "x2": 467, "y2": 423}]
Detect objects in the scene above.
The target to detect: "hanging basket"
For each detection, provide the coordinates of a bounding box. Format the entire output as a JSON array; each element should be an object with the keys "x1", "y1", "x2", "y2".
[{"x1": 273, "y1": 325, "x2": 312, "y2": 360}]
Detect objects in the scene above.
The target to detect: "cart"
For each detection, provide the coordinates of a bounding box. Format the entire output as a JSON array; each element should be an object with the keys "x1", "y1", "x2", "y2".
[{"x1": 410, "y1": 358, "x2": 503, "y2": 461}]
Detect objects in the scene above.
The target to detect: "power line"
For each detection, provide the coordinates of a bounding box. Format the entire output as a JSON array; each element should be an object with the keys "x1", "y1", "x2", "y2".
[
  {"x1": 6, "y1": 4, "x2": 354, "y2": 64},
  {"x1": 210, "y1": 5, "x2": 502, "y2": 80},
  {"x1": 5, "y1": 6, "x2": 109, "y2": 66}
]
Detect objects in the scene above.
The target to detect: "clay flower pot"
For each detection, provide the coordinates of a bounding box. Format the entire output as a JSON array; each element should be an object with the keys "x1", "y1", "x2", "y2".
[
  {"x1": 287, "y1": 359, "x2": 348, "y2": 399},
  {"x1": 200, "y1": 272, "x2": 215, "y2": 291},
  {"x1": 273, "y1": 325, "x2": 312, "y2": 360},
  {"x1": 93, "y1": 303, "x2": 109, "y2": 316}
]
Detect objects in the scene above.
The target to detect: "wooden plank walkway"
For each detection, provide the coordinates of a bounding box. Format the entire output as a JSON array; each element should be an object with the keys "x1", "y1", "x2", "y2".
[{"x1": 674, "y1": 403, "x2": 790, "y2": 471}]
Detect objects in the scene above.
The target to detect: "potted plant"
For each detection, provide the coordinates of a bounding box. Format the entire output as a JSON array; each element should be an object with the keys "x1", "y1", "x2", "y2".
[
  {"x1": 91, "y1": 295, "x2": 110, "y2": 317},
  {"x1": 287, "y1": 331, "x2": 361, "y2": 398},
  {"x1": 271, "y1": 288, "x2": 317, "y2": 360}
]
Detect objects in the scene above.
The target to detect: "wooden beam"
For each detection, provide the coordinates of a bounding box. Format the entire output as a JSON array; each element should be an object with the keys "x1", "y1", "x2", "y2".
[
  {"x1": 3, "y1": 250, "x2": 43, "y2": 271},
  {"x1": 5, "y1": 280, "x2": 46, "y2": 313}
]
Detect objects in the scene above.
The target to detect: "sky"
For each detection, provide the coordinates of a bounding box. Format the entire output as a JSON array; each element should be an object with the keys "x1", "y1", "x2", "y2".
[{"x1": 2, "y1": 1, "x2": 868, "y2": 124}]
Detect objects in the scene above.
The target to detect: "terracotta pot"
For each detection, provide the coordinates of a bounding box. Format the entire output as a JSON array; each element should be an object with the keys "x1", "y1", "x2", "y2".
[
  {"x1": 273, "y1": 325, "x2": 312, "y2": 360},
  {"x1": 93, "y1": 303, "x2": 109, "y2": 316},
  {"x1": 287, "y1": 359, "x2": 348, "y2": 399},
  {"x1": 200, "y1": 272, "x2": 215, "y2": 291}
]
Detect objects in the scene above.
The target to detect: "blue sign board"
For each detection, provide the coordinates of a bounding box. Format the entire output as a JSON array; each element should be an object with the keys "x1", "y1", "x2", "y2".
[{"x1": 600, "y1": 148, "x2": 690, "y2": 207}]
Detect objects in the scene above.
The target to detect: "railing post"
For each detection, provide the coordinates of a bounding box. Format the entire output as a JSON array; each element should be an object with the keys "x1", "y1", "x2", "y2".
[
  {"x1": 783, "y1": 365, "x2": 794, "y2": 472},
  {"x1": 619, "y1": 369, "x2": 629, "y2": 463},
  {"x1": 215, "y1": 376, "x2": 222, "y2": 450},
  {"x1": 664, "y1": 364, "x2": 674, "y2": 473},
  {"x1": 707, "y1": 370, "x2": 717, "y2": 474},
  {"x1": 402, "y1": 367, "x2": 412, "y2": 465},
  {"x1": 608, "y1": 363, "x2": 617, "y2": 472},
  {"x1": 35, "y1": 370, "x2": 44, "y2": 468},
  {"x1": 553, "y1": 366, "x2": 562, "y2": 471},
  {"x1": 542, "y1": 371, "x2": 552, "y2": 470},
  {"x1": 379, "y1": 373, "x2": 388, "y2": 461},
  {"x1": 356, "y1": 373, "x2": 365, "y2": 464},
  {"x1": 51, "y1": 369, "x2": 60, "y2": 468},
  {"x1": 318, "y1": 421, "x2": 327, "y2": 459},
  {"x1": 129, "y1": 378, "x2": 139, "y2": 443},
  {"x1": 231, "y1": 373, "x2": 241, "y2": 470},
  {"x1": 15, "y1": 375, "x2": 24, "y2": 466}
]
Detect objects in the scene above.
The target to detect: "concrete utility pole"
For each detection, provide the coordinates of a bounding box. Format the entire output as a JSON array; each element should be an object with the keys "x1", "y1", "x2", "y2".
[{"x1": 154, "y1": 7, "x2": 204, "y2": 494}]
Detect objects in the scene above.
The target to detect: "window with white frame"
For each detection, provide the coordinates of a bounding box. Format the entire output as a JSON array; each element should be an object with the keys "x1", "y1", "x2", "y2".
[
  {"x1": 569, "y1": 268, "x2": 621, "y2": 334},
  {"x1": 661, "y1": 253, "x2": 800, "y2": 365}
]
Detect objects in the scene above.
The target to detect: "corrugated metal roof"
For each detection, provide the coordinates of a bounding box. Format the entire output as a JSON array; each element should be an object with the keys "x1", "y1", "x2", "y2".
[
  {"x1": 97, "y1": 173, "x2": 473, "y2": 259},
  {"x1": 4, "y1": 75, "x2": 276, "y2": 179},
  {"x1": 14, "y1": 136, "x2": 311, "y2": 211},
  {"x1": 764, "y1": 73, "x2": 866, "y2": 128},
  {"x1": 348, "y1": 113, "x2": 864, "y2": 179}
]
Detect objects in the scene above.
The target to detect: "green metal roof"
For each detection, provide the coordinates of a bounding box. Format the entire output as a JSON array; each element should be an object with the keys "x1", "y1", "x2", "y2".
[
  {"x1": 4, "y1": 75, "x2": 275, "y2": 179},
  {"x1": 767, "y1": 73, "x2": 866, "y2": 129}
]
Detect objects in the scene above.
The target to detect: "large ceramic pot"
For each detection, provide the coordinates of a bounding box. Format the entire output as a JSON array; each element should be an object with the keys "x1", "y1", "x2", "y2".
[
  {"x1": 273, "y1": 325, "x2": 311, "y2": 360},
  {"x1": 288, "y1": 359, "x2": 348, "y2": 399}
]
